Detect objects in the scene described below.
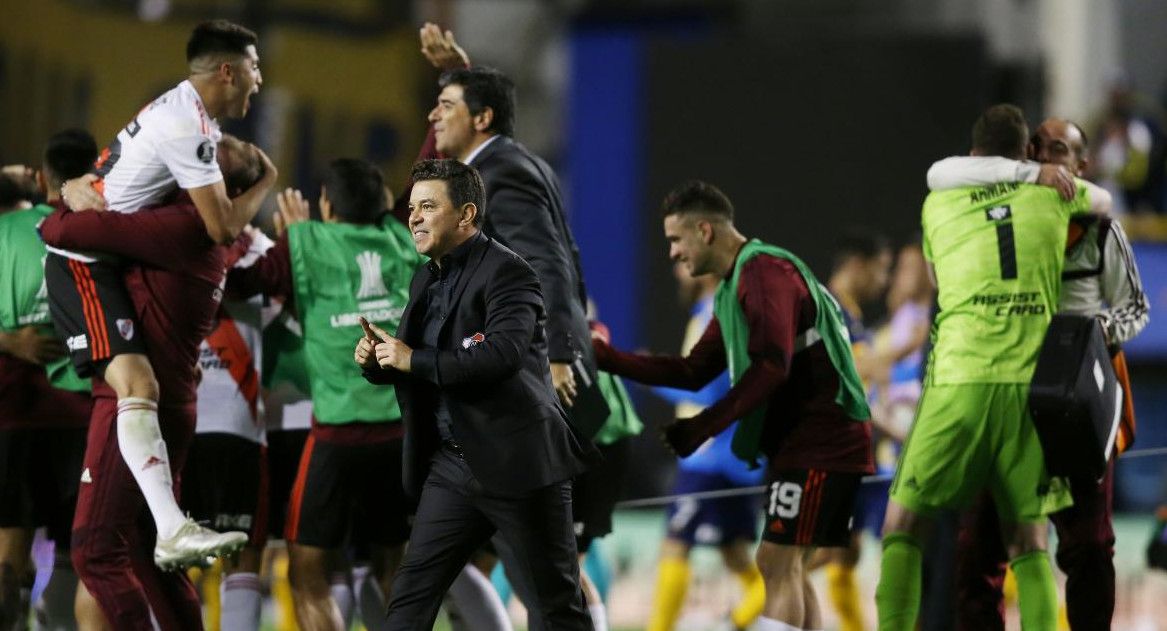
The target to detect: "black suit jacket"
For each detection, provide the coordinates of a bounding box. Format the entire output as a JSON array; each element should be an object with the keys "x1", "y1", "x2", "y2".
[
  {"x1": 470, "y1": 137, "x2": 610, "y2": 434},
  {"x1": 365, "y1": 234, "x2": 599, "y2": 499}
]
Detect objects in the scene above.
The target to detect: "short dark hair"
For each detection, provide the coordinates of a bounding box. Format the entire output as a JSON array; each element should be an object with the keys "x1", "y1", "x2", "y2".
[
  {"x1": 323, "y1": 158, "x2": 387, "y2": 225},
  {"x1": 187, "y1": 20, "x2": 258, "y2": 64},
  {"x1": 833, "y1": 229, "x2": 890, "y2": 272},
  {"x1": 972, "y1": 104, "x2": 1029, "y2": 159},
  {"x1": 43, "y1": 128, "x2": 98, "y2": 188},
  {"x1": 217, "y1": 135, "x2": 264, "y2": 197},
  {"x1": 439, "y1": 67, "x2": 516, "y2": 138},
  {"x1": 411, "y1": 159, "x2": 486, "y2": 226},
  {"x1": 660, "y1": 180, "x2": 734, "y2": 221}
]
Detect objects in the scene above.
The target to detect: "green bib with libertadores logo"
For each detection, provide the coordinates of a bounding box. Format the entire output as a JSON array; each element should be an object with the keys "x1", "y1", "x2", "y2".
[
  {"x1": 287, "y1": 218, "x2": 422, "y2": 424},
  {"x1": 0, "y1": 205, "x2": 88, "y2": 392}
]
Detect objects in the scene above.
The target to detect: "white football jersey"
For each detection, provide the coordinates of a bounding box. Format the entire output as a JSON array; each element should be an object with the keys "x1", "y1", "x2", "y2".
[
  {"x1": 195, "y1": 232, "x2": 274, "y2": 443},
  {"x1": 196, "y1": 297, "x2": 265, "y2": 443},
  {"x1": 48, "y1": 80, "x2": 224, "y2": 262},
  {"x1": 99, "y1": 78, "x2": 224, "y2": 209},
  {"x1": 98, "y1": 79, "x2": 223, "y2": 212}
]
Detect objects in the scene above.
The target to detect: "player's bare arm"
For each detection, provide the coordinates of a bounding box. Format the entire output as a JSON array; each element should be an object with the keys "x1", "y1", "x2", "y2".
[{"x1": 188, "y1": 146, "x2": 277, "y2": 243}]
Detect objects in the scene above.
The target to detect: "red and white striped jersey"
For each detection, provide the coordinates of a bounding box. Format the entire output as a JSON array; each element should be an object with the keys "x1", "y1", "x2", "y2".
[{"x1": 195, "y1": 232, "x2": 274, "y2": 443}]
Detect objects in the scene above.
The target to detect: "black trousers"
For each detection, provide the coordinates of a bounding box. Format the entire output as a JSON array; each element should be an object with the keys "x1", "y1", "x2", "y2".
[{"x1": 385, "y1": 445, "x2": 593, "y2": 631}]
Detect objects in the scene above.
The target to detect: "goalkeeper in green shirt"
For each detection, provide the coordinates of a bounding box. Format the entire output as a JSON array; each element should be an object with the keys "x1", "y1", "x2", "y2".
[{"x1": 875, "y1": 104, "x2": 1112, "y2": 631}]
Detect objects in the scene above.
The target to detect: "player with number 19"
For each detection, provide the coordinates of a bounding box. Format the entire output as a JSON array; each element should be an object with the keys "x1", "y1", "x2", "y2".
[{"x1": 593, "y1": 181, "x2": 873, "y2": 631}]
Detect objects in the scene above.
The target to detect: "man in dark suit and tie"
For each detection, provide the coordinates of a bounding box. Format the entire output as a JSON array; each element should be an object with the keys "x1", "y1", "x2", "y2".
[
  {"x1": 415, "y1": 46, "x2": 617, "y2": 627},
  {"x1": 355, "y1": 159, "x2": 598, "y2": 631},
  {"x1": 423, "y1": 62, "x2": 607, "y2": 434}
]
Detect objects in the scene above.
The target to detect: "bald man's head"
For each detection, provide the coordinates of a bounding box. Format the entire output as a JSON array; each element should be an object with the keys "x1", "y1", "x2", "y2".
[{"x1": 1032, "y1": 118, "x2": 1089, "y2": 176}]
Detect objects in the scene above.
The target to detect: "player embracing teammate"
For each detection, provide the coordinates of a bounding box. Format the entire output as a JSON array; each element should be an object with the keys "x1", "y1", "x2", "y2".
[{"x1": 41, "y1": 20, "x2": 277, "y2": 631}]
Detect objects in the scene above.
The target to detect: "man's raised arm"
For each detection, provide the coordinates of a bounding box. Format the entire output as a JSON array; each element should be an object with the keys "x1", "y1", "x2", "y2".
[
  {"x1": 926, "y1": 156, "x2": 1042, "y2": 191},
  {"x1": 187, "y1": 149, "x2": 277, "y2": 243}
]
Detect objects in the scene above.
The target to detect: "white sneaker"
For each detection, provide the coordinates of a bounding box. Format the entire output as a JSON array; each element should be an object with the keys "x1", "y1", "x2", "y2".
[{"x1": 154, "y1": 518, "x2": 248, "y2": 571}]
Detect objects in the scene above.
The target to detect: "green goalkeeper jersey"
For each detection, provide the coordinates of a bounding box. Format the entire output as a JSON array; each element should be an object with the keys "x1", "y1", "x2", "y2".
[{"x1": 923, "y1": 180, "x2": 1092, "y2": 384}]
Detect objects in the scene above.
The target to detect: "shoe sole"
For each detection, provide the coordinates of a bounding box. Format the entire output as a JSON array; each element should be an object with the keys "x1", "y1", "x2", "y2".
[{"x1": 155, "y1": 534, "x2": 249, "y2": 571}]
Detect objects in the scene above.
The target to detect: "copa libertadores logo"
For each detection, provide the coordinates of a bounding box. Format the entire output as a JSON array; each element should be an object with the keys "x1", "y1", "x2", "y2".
[{"x1": 355, "y1": 251, "x2": 390, "y2": 299}]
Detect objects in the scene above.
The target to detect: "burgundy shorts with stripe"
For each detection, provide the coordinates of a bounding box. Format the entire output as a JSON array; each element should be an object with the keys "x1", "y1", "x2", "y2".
[
  {"x1": 762, "y1": 468, "x2": 862, "y2": 548},
  {"x1": 44, "y1": 253, "x2": 145, "y2": 378}
]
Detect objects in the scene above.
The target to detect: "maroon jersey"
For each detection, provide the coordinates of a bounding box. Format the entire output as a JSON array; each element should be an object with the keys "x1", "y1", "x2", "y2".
[
  {"x1": 596, "y1": 254, "x2": 873, "y2": 474},
  {"x1": 39, "y1": 201, "x2": 249, "y2": 406}
]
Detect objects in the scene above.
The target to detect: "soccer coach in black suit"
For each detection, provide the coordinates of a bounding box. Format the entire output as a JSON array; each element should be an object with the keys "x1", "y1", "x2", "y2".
[
  {"x1": 426, "y1": 64, "x2": 608, "y2": 433},
  {"x1": 355, "y1": 159, "x2": 598, "y2": 631}
]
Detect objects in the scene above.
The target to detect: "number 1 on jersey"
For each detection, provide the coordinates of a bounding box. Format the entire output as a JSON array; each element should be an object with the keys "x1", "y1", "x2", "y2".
[{"x1": 987, "y1": 205, "x2": 1017, "y2": 280}]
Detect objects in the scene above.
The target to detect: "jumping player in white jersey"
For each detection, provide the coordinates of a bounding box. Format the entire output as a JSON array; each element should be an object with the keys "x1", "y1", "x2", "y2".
[{"x1": 44, "y1": 20, "x2": 271, "y2": 572}]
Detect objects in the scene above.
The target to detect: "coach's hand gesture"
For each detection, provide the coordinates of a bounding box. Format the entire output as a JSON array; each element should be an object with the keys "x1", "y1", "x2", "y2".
[
  {"x1": 354, "y1": 316, "x2": 382, "y2": 370},
  {"x1": 419, "y1": 23, "x2": 470, "y2": 70},
  {"x1": 358, "y1": 316, "x2": 413, "y2": 373}
]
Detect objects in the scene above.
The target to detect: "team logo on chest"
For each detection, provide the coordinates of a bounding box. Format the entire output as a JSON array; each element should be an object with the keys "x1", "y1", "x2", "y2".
[
  {"x1": 985, "y1": 205, "x2": 1012, "y2": 221},
  {"x1": 462, "y1": 332, "x2": 486, "y2": 349},
  {"x1": 355, "y1": 251, "x2": 390, "y2": 299},
  {"x1": 116, "y1": 318, "x2": 135, "y2": 341}
]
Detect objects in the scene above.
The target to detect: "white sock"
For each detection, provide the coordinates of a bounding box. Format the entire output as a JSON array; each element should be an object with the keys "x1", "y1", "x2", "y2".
[
  {"x1": 446, "y1": 564, "x2": 512, "y2": 631},
  {"x1": 753, "y1": 616, "x2": 806, "y2": 631},
  {"x1": 588, "y1": 602, "x2": 608, "y2": 631},
  {"x1": 357, "y1": 567, "x2": 389, "y2": 631},
  {"x1": 116, "y1": 398, "x2": 185, "y2": 539},
  {"x1": 329, "y1": 571, "x2": 355, "y2": 630},
  {"x1": 36, "y1": 552, "x2": 79, "y2": 631},
  {"x1": 220, "y1": 572, "x2": 262, "y2": 631}
]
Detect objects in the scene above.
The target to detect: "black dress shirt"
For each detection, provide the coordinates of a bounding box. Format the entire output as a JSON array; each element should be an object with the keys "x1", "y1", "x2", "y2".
[{"x1": 420, "y1": 231, "x2": 482, "y2": 441}]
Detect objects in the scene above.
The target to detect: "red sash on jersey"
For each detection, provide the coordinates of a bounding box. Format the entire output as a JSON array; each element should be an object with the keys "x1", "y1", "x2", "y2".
[{"x1": 206, "y1": 313, "x2": 260, "y2": 425}]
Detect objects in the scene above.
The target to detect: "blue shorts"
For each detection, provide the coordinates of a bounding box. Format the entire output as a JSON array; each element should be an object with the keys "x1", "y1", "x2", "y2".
[
  {"x1": 850, "y1": 477, "x2": 890, "y2": 536},
  {"x1": 665, "y1": 470, "x2": 760, "y2": 547}
]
